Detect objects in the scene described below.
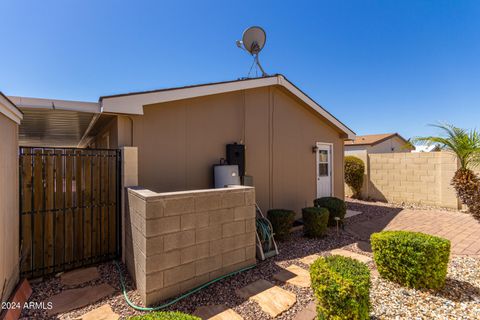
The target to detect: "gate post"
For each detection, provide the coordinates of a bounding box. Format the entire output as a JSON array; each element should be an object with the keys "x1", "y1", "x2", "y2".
[{"x1": 120, "y1": 147, "x2": 138, "y2": 262}]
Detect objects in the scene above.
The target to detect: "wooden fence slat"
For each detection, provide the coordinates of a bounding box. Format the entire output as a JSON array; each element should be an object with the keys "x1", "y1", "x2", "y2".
[
  {"x1": 20, "y1": 148, "x2": 32, "y2": 274},
  {"x1": 65, "y1": 151, "x2": 73, "y2": 267},
  {"x1": 20, "y1": 147, "x2": 120, "y2": 277},
  {"x1": 54, "y1": 150, "x2": 64, "y2": 273},
  {"x1": 44, "y1": 150, "x2": 54, "y2": 274},
  {"x1": 32, "y1": 150, "x2": 43, "y2": 278}
]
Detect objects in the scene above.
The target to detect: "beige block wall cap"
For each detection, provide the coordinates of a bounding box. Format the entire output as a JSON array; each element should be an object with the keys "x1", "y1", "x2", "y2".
[{"x1": 128, "y1": 186, "x2": 254, "y2": 201}]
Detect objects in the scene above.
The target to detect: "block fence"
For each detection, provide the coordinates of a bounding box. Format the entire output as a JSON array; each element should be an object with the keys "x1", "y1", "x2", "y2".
[
  {"x1": 345, "y1": 151, "x2": 462, "y2": 209},
  {"x1": 125, "y1": 186, "x2": 256, "y2": 306}
]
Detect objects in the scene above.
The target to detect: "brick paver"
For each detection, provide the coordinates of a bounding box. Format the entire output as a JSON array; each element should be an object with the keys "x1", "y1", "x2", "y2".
[{"x1": 347, "y1": 204, "x2": 480, "y2": 257}]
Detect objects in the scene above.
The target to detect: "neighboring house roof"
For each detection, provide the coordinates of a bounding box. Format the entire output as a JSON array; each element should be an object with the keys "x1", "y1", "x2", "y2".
[
  {"x1": 345, "y1": 133, "x2": 412, "y2": 147},
  {"x1": 0, "y1": 91, "x2": 23, "y2": 124},
  {"x1": 100, "y1": 74, "x2": 356, "y2": 139}
]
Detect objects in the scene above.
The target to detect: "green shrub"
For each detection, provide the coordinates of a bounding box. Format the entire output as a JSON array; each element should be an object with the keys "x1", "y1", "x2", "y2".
[
  {"x1": 302, "y1": 207, "x2": 329, "y2": 237},
  {"x1": 310, "y1": 255, "x2": 371, "y2": 320},
  {"x1": 313, "y1": 197, "x2": 347, "y2": 226},
  {"x1": 129, "y1": 311, "x2": 200, "y2": 320},
  {"x1": 267, "y1": 209, "x2": 296, "y2": 240},
  {"x1": 345, "y1": 156, "x2": 365, "y2": 198},
  {"x1": 370, "y1": 231, "x2": 450, "y2": 290}
]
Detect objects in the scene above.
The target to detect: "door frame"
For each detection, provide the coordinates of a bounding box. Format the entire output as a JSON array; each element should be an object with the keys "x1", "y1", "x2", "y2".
[{"x1": 315, "y1": 142, "x2": 334, "y2": 198}]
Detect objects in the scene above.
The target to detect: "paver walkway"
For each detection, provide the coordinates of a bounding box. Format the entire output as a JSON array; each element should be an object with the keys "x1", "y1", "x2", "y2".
[
  {"x1": 48, "y1": 283, "x2": 116, "y2": 316},
  {"x1": 236, "y1": 279, "x2": 297, "y2": 317},
  {"x1": 193, "y1": 304, "x2": 243, "y2": 320},
  {"x1": 61, "y1": 267, "x2": 100, "y2": 286},
  {"x1": 273, "y1": 265, "x2": 311, "y2": 288},
  {"x1": 76, "y1": 304, "x2": 119, "y2": 320},
  {"x1": 346, "y1": 204, "x2": 480, "y2": 256}
]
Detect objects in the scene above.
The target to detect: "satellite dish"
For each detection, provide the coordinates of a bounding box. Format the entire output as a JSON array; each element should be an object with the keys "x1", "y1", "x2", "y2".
[
  {"x1": 242, "y1": 26, "x2": 266, "y2": 55},
  {"x1": 236, "y1": 26, "x2": 268, "y2": 77}
]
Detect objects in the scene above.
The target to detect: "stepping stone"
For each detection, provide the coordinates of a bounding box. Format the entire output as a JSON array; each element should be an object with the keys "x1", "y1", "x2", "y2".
[
  {"x1": 345, "y1": 210, "x2": 362, "y2": 218},
  {"x1": 61, "y1": 267, "x2": 100, "y2": 286},
  {"x1": 330, "y1": 249, "x2": 372, "y2": 264},
  {"x1": 76, "y1": 304, "x2": 119, "y2": 320},
  {"x1": 193, "y1": 304, "x2": 243, "y2": 320},
  {"x1": 235, "y1": 279, "x2": 296, "y2": 317},
  {"x1": 273, "y1": 265, "x2": 311, "y2": 288},
  {"x1": 299, "y1": 254, "x2": 321, "y2": 266},
  {"x1": 293, "y1": 301, "x2": 316, "y2": 320},
  {"x1": 47, "y1": 283, "x2": 116, "y2": 316}
]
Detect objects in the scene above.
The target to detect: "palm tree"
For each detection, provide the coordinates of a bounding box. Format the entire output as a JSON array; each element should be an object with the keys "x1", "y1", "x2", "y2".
[{"x1": 413, "y1": 124, "x2": 480, "y2": 219}]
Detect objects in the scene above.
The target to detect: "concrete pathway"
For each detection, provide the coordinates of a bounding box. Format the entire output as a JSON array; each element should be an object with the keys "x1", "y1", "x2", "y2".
[
  {"x1": 61, "y1": 267, "x2": 100, "y2": 286},
  {"x1": 273, "y1": 265, "x2": 311, "y2": 288},
  {"x1": 346, "y1": 204, "x2": 480, "y2": 256},
  {"x1": 76, "y1": 304, "x2": 119, "y2": 320},
  {"x1": 193, "y1": 304, "x2": 243, "y2": 320},
  {"x1": 299, "y1": 254, "x2": 320, "y2": 266},
  {"x1": 48, "y1": 283, "x2": 116, "y2": 316},
  {"x1": 236, "y1": 279, "x2": 297, "y2": 317},
  {"x1": 330, "y1": 249, "x2": 373, "y2": 264}
]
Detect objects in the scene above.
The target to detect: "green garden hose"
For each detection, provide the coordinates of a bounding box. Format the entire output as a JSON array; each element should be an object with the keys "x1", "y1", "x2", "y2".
[{"x1": 114, "y1": 260, "x2": 256, "y2": 312}]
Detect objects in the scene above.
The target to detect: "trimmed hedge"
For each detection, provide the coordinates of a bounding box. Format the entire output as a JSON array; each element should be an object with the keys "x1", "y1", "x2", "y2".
[
  {"x1": 302, "y1": 207, "x2": 329, "y2": 237},
  {"x1": 370, "y1": 231, "x2": 450, "y2": 290},
  {"x1": 267, "y1": 209, "x2": 296, "y2": 240},
  {"x1": 129, "y1": 311, "x2": 200, "y2": 320},
  {"x1": 313, "y1": 197, "x2": 347, "y2": 226},
  {"x1": 345, "y1": 156, "x2": 365, "y2": 198},
  {"x1": 310, "y1": 255, "x2": 371, "y2": 320}
]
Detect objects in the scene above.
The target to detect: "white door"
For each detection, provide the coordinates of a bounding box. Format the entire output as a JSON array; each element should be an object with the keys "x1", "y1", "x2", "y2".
[{"x1": 316, "y1": 143, "x2": 333, "y2": 198}]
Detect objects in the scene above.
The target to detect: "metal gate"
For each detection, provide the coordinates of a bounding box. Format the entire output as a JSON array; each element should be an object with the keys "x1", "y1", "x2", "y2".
[{"x1": 19, "y1": 147, "x2": 121, "y2": 278}]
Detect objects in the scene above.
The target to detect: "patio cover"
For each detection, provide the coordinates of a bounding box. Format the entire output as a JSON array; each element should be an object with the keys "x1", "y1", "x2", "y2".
[{"x1": 8, "y1": 96, "x2": 101, "y2": 147}]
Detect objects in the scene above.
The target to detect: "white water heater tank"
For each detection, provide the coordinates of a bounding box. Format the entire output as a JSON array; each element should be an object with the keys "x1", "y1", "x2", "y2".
[{"x1": 214, "y1": 165, "x2": 241, "y2": 188}]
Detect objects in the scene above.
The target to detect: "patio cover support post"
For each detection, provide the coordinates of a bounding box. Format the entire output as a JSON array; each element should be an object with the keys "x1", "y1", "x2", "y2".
[{"x1": 120, "y1": 147, "x2": 138, "y2": 263}]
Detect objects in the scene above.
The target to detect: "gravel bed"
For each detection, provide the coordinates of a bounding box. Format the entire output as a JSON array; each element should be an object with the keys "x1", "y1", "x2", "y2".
[{"x1": 21, "y1": 201, "x2": 480, "y2": 319}]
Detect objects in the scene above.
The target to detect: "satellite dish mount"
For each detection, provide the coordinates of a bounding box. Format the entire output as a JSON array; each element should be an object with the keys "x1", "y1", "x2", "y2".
[{"x1": 236, "y1": 26, "x2": 268, "y2": 77}]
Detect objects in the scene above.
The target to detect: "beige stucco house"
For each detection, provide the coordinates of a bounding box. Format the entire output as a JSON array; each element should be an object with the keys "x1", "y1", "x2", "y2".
[
  {"x1": 89, "y1": 75, "x2": 355, "y2": 215},
  {"x1": 9, "y1": 75, "x2": 355, "y2": 305},
  {"x1": 13, "y1": 75, "x2": 355, "y2": 217},
  {"x1": 345, "y1": 133, "x2": 413, "y2": 154},
  {"x1": 0, "y1": 93, "x2": 23, "y2": 304}
]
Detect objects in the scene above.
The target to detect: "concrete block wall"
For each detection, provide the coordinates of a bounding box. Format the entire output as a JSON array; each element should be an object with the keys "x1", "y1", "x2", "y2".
[
  {"x1": 362, "y1": 152, "x2": 460, "y2": 208},
  {"x1": 125, "y1": 186, "x2": 256, "y2": 306}
]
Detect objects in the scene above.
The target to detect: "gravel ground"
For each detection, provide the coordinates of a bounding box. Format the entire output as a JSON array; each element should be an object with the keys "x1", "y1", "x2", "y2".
[{"x1": 21, "y1": 200, "x2": 480, "y2": 319}]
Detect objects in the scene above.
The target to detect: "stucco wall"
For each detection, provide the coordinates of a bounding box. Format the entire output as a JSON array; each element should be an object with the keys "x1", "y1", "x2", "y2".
[
  {"x1": 0, "y1": 114, "x2": 19, "y2": 303},
  {"x1": 125, "y1": 186, "x2": 256, "y2": 306},
  {"x1": 126, "y1": 86, "x2": 345, "y2": 216},
  {"x1": 351, "y1": 152, "x2": 460, "y2": 208}
]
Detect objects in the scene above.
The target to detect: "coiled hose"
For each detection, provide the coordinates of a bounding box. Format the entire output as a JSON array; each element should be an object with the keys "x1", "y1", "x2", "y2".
[
  {"x1": 256, "y1": 217, "x2": 274, "y2": 252},
  {"x1": 114, "y1": 260, "x2": 255, "y2": 312}
]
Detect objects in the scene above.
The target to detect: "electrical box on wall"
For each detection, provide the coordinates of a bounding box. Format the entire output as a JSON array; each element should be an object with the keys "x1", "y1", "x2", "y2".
[{"x1": 226, "y1": 143, "x2": 245, "y2": 176}]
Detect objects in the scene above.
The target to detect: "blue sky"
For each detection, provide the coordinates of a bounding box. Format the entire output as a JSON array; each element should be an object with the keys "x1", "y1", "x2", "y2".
[{"x1": 1, "y1": 1, "x2": 479, "y2": 139}]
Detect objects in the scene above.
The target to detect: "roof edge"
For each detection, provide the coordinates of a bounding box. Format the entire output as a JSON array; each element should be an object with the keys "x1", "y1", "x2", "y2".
[
  {"x1": 0, "y1": 92, "x2": 23, "y2": 124},
  {"x1": 100, "y1": 74, "x2": 355, "y2": 139}
]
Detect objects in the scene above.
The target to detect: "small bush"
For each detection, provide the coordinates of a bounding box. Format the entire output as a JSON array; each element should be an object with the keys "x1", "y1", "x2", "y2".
[
  {"x1": 267, "y1": 209, "x2": 296, "y2": 240},
  {"x1": 313, "y1": 197, "x2": 347, "y2": 226},
  {"x1": 370, "y1": 231, "x2": 450, "y2": 290},
  {"x1": 302, "y1": 207, "x2": 329, "y2": 237},
  {"x1": 310, "y1": 255, "x2": 371, "y2": 320},
  {"x1": 129, "y1": 311, "x2": 200, "y2": 320},
  {"x1": 345, "y1": 156, "x2": 365, "y2": 198}
]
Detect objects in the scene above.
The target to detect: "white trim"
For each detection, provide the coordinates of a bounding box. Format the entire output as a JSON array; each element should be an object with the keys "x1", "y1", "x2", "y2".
[
  {"x1": 316, "y1": 142, "x2": 334, "y2": 198},
  {"x1": 8, "y1": 96, "x2": 100, "y2": 113},
  {"x1": 0, "y1": 94, "x2": 23, "y2": 124},
  {"x1": 100, "y1": 75, "x2": 355, "y2": 139}
]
